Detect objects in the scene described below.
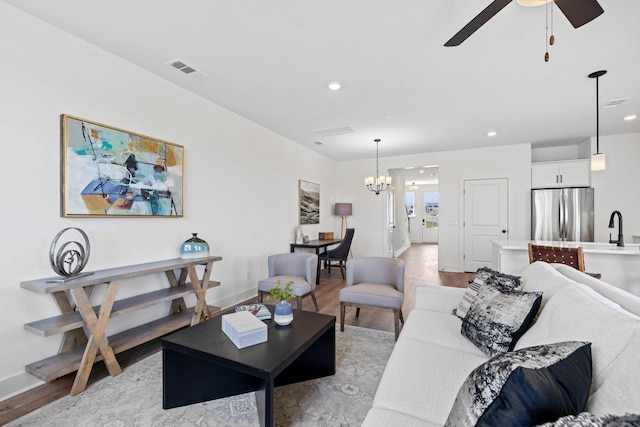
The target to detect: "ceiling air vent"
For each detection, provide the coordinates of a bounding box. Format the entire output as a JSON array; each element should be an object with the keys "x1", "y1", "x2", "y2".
[
  {"x1": 166, "y1": 59, "x2": 208, "y2": 81},
  {"x1": 311, "y1": 125, "x2": 355, "y2": 138},
  {"x1": 604, "y1": 98, "x2": 630, "y2": 108}
]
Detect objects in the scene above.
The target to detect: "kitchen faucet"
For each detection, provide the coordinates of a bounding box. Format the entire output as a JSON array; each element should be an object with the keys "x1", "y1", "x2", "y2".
[{"x1": 608, "y1": 210, "x2": 624, "y2": 247}]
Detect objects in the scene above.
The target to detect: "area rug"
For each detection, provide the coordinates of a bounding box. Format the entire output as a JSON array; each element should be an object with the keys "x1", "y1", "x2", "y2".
[{"x1": 8, "y1": 325, "x2": 395, "y2": 427}]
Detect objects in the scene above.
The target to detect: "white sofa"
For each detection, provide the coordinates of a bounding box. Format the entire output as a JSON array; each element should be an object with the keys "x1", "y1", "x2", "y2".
[{"x1": 362, "y1": 261, "x2": 640, "y2": 426}]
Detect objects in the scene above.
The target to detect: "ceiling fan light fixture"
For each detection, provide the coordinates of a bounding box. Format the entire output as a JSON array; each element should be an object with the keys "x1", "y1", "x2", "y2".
[{"x1": 516, "y1": 0, "x2": 553, "y2": 7}]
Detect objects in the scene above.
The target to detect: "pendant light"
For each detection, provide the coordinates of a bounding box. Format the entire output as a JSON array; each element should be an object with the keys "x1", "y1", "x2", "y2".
[
  {"x1": 365, "y1": 139, "x2": 391, "y2": 195},
  {"x1": 589, "y1": 70, "x2": 607, "y2": 171}
]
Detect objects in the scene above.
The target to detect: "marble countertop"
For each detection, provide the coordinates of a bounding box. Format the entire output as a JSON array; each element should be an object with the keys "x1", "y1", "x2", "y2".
[{"x1": 492, "y1": 240, "x2": 640, "y2": 255}]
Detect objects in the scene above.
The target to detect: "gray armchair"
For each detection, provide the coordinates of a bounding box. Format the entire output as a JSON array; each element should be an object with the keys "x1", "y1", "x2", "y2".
[
  {"x1": 257, "y1": 252, "x2": 319, "y2": 311},
  {"x1": 340, "y1": 257, "x2": 405, "y2": 340}
]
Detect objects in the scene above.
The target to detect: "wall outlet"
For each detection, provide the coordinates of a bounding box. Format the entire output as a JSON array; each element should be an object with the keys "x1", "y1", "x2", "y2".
[{"x1": 246, "y1": 271, "x2": 252, "y2": 280}]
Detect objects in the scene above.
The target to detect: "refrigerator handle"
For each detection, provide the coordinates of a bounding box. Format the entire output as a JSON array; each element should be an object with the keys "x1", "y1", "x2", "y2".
[{"x1": 559, "y1": 191, "x2": 565, "y2": 240}]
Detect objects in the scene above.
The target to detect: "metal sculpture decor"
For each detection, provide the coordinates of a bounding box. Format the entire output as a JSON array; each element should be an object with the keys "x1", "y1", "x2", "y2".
[{"x1": 49, "y1": 227, "x2": 93, "y2": 281}]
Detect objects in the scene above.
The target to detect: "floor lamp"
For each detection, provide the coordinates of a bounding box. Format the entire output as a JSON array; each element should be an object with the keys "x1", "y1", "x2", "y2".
[{"x1": 334, "y1": 203, "x2": 352, "y2": 239}]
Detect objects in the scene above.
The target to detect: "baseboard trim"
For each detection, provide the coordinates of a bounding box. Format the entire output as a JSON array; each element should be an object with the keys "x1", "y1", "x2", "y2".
[
  {"x1": 0, "y1": 372, "x2": 44, "y2": 403},
  {"x1": 394, "y1": 242, "x2": 411, "y2": 257}
]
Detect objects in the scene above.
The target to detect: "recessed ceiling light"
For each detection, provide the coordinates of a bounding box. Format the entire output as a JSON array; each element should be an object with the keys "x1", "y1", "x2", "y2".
[
  {"x1": 623, "y1": 115, "x2": 637, "y2": 121},
  {"x1": 328, "y1": 81, "x2": 342, "y2": 91},
  {"x1": 487, "y1": 131, "x2": 497, "y2": 137},
  {"x1": 314, "y1": 141, "x2": 324, "y2": 145},
  {"x1": 419, "y1": 170, "x2": 425, "y2": 174}
]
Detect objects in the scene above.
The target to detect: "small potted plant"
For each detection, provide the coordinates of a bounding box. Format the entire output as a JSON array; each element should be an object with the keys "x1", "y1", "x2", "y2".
[{"x1": 268, "y1": 280, "x2": 294, "y2": 326}]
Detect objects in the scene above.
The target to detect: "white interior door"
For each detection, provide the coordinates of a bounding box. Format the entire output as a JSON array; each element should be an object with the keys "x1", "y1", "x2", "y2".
[
  {"x1": 421, "y1": 191, "x2": 439, "y2": 243},
  {"x1": 464, "y1": 178, "x2": 508, "y2": 272}
]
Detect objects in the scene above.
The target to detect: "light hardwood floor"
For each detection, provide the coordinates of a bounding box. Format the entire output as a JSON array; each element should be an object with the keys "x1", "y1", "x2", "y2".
[{"x1": 0, "y1": 243, "x2": 475, "y2": 425}]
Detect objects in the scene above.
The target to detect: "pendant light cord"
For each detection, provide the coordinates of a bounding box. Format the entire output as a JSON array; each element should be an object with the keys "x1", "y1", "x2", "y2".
[{"x1": 596, "y1": 74, "x2": 600, "y2": 154}]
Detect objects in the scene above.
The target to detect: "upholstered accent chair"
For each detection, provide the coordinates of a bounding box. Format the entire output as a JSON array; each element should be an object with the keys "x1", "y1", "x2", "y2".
[
  {"x1": 319, "y1": 228, "x2": 355, "y2": 279},
  {"x1": 528, "y1": 243, "x2": 601, "y2": 279},
  {"x1": 257, "y1": 252, "x2": 319, "y2": 311},
  {"x1": 340, "y1": 257, "x2": 405, "y2": 340}
]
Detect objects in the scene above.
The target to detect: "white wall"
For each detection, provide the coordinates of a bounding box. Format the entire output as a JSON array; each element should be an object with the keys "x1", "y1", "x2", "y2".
[
  {"x1": 591, "y1": 133, "x2": 640, "y2": 243},
  {"x1": 0, "y1": 3, "x2": 339, "y2": 396},
  {"x1": 335, "y1": 144, "x2": 533, "y2": 272}
]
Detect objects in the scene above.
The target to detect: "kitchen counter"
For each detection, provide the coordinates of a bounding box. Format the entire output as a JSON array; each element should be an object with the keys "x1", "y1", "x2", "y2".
[
  {"x1": 492, "y1": 240, "x2": 640, "y2": 297},
  {"x1": 495, "y1": 240, "x2": 640, "y2": 255}
]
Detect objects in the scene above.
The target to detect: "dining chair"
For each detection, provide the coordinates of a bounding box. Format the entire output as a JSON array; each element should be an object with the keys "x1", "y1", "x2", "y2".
[
  {"x1": 528, "y1": 243, "x2": 601, "y2": 279},
  {"x1": 319, "y1": 228, "x2": 355, "y2": 279},
  {"x1": 257, "y1": 252, "x2": 319, "y2": 311},
  {"x1": 340, "y1": 257, "x2": 405, "y2": 340}
]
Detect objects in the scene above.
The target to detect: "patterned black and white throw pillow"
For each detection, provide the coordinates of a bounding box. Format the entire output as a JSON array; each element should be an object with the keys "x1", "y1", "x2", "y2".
[
  {"x1": 461, "y1": 284, "x2": 542, "y2": 356},
  {"x1": 536, "y1": 412, "x2": 640, "y2": 426},
  {"x1": 455, "y1": 267, "x2": 522, "y2": 319},
  {"x1": 445, "y1": 341, "x2": 592, "y2": 427}
]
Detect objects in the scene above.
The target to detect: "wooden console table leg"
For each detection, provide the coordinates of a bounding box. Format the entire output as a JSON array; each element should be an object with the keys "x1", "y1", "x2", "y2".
[
  {"x1": 69, "y1": 282, "x2": 122, "y2": 395},
  {"x1": 165, "y1": 269, "x2": 188, "y2": 314},
  {"x1": 188, "y1": 261, "x2": 213, "y2": 325},
  {"x1": 52, "y1": 290, "x2": 88, "y2": 353}
]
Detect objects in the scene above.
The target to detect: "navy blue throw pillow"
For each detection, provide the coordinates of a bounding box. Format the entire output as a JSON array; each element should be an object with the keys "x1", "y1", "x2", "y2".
[{"x1": 445, "y1": 341, "x2": 592, "y2": 427}]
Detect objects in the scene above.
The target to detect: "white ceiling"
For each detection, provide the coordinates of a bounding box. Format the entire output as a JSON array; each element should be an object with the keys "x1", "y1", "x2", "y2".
[{"x1": 5, "y1": 0, "x2": 639, "y2": 161}]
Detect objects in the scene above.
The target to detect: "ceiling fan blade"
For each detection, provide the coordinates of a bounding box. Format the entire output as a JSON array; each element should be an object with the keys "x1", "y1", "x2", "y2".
[
  {"x1": 444, "y1": 0, "x2": 513, "y2": 47},
  {"x1": 554, "y1": 0, "x2": 604, "y2": 28}
]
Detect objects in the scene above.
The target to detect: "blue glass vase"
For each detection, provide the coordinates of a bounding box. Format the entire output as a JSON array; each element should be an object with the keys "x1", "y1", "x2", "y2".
[
  {"x1": 274, "y1": 301, "x2": 293, "y2": 326},
  {"x1": 180, "y1": 233, "x2": 210, "y2": 259}
]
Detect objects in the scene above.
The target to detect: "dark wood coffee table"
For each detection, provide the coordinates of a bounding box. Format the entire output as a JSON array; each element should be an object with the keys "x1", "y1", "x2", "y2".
[{"x1": 162, "y1": 308, "x2": 336, "y2": 427}]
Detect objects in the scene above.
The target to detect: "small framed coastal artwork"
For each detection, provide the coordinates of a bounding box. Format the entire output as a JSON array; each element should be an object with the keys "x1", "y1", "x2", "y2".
[
  {"x1": 299, "y1": 180, "x2": 320, "y2": 225},
  {"x1": 60, "y1": 114, "x2": 184, "y2": 217}
]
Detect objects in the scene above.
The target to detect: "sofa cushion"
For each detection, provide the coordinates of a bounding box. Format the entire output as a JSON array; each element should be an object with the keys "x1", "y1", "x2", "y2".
[
  {"x1": 521, "y1": 261, "x2": 575, "y2": 308},
  {"x1": 455, "y1": 267, "x2": 522, "y2": 318},
  {"x1": 515, "y1": 280, "x2": 640, "y2": 406},
  {"x1": 401, "y1": 310, "x2": 488, "y2": 357},
  {"x1": 445, "y1": 341, "x2": 592, "y2": 427},
  {"x1": 552, "y1": 264, "x2": 640, "y2": 317},
  {"x1": 371, "y1": 335, "x2": 488, "y2": 426},
  {"x1": 461, "y1": 285, "x2": 542, "y2": 357},
  {"x1": 362, "y1": 408, "x2": 440, "y2": 427}
]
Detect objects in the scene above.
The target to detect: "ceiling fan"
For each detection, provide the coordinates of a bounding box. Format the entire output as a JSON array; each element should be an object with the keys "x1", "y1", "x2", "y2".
[{"x1": 444, "y1": 0, "x2": 604, "y2": 47}]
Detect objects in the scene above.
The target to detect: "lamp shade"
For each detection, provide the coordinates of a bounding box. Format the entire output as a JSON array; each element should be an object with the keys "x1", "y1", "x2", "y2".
[
  {"x1": 334, "y1": 202, "x2": 352, "y2": 216},
  {"x1": 591, "y1": 153, "x2": 606, "y2": 171}
]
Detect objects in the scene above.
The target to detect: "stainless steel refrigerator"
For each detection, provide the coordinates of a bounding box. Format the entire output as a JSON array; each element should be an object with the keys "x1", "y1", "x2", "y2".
[{"x1": 531, "y1": 188, "x2": 594, "y2": 242}]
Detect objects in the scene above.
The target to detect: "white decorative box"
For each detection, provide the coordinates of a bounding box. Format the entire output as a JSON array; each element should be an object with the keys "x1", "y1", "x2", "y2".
[{"x1": 221, "y1": 310, "x2": 268, "y2": 349}]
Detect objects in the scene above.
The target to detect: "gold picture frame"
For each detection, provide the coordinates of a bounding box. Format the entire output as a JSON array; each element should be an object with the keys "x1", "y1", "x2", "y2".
[{"x1": 61, "y1": 114, "x2": 184, "y2": 217}]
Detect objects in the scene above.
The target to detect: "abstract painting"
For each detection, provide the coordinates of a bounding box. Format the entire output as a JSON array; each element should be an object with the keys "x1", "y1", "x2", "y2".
[
  {"x1": 61, "y1": 114, "x2": 184, "y2": 217},
  {"x1": 299, "y1": 180, "x2": 320, "y2": 225}
]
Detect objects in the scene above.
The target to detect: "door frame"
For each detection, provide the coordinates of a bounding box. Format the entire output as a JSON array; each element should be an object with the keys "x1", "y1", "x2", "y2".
[{"x1": 459, "y1": 173, "x2": 514, "y2": 272}]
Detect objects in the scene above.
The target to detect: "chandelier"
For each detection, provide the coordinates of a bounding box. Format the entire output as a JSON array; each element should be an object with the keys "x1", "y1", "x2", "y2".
[{"x1": 365, "y1": 139, "x2": 391, "y2": 195}]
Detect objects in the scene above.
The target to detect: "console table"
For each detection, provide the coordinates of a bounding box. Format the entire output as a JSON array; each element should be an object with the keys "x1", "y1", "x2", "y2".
[{"x1": 21, "y1": 256, "x2": 222, "y2": 395}]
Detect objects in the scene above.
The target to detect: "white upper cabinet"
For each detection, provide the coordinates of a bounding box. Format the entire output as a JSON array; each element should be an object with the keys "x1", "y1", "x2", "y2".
[{"x1": 531, "y1": 159, "x2": 591, "y2": 188}]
